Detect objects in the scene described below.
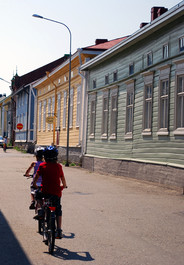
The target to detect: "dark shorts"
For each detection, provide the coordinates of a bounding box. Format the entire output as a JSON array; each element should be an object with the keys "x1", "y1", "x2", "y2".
[{"x1": 35, "y1": 190, "x2": 62, "y2": 216}]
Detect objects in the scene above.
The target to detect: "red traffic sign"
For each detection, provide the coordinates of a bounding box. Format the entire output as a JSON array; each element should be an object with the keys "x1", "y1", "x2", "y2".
[{"x1": 17, "y1": 123, "x2": 23, "y2": 130}]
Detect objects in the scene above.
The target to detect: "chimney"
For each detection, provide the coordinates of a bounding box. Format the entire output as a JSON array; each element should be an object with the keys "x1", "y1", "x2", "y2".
[
  {"x1": 140, "y1": 22, "x2": 148, "y2": 28},
  {"x1": 95, "y1": 39, "x2": 108, "y2": 45},
  {"x1": 157, "y1": 7, "x2": 168, "y2": 17},
  {"x1": 151, "y1": 6, "x2": 168, "y2": 21}
]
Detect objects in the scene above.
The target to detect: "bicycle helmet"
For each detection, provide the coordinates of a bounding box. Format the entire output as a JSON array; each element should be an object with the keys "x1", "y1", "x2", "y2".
[
  {"x1": 34, "y1": 146, "x2": 44, "y2": 158},
  {"x1": 43, "y1": 146, "x2": 58, "y2": 161}
]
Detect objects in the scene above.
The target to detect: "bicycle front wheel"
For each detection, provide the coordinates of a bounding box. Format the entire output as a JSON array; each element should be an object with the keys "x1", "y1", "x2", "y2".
[{"x1": 47, "y1": 211, "x2": 55, "y2": 254}]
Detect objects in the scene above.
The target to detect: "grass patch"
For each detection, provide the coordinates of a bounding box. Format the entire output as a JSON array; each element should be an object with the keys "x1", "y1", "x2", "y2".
[{"x1": 13, "y1": 146, "x2": 27, "y2": 153}]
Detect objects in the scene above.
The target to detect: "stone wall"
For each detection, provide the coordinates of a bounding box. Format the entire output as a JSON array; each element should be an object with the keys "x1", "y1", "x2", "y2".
[{"x1": 82, "y1": 156, "x2": 184, "y2": 189}]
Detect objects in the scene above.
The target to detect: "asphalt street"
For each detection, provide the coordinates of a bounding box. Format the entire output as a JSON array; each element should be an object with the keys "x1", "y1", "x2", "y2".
[{"x1": 0, "y1": 148, "x2": 184, "y2": 265}]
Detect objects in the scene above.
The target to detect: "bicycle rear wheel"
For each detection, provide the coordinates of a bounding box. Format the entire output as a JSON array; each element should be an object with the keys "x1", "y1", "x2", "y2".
[
  {"x1": 47, "y1": 211, "x2": 55, "y2": 254},
  {"x1": 38, "y1": 219, "x2": 43, "y2": 234}
]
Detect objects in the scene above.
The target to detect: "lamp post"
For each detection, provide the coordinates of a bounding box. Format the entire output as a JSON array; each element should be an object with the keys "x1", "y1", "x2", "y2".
[
  {"x1": 32, "y1": 14, "x2": 72, "y2": 166},
  {"x1": 0, "y1": 77, "x2": 11, "y2": 84}
]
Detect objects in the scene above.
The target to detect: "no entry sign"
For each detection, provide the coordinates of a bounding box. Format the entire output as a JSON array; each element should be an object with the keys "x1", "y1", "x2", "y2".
[{"x1": 17, "y1": 123, "x2": 23, "y2": 130}]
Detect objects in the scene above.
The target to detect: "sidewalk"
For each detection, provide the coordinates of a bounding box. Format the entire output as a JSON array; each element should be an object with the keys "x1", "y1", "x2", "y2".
[{"x1": 0, "y1": 149, "x2": 184, "y2": 265}]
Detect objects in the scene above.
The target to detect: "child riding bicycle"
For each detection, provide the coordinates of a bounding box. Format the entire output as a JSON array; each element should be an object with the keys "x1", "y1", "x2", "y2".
[
  {"x1": 24, "y1": 147, "x2": 44, "y2": 209},
  {"x1": 33, "y1": 146, "x2": 67, "y2": 239}
]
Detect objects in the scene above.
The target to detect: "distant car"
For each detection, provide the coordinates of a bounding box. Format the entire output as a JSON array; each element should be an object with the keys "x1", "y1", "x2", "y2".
[{"x1": 0, "y1": 136, "x2": 3, "y2": 147}]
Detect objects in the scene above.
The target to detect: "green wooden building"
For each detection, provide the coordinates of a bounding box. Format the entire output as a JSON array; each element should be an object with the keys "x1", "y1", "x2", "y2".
[{"x1": 81, "y1": 2, "x2": 184, "y2": 189}]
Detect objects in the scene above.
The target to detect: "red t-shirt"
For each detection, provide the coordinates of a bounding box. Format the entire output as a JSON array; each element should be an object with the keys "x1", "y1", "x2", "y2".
[{"x1": 37, "y1": 161, "x2": 64, "y2": 197}]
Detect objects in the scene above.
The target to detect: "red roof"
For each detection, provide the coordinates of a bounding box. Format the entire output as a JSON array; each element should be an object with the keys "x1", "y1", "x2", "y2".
[
  {"x1": 12, "y1": 55, "x2": 69, "y2": 91},
  {"x1": 84, "y1": 37, "x2": 128, "y2": 51}
]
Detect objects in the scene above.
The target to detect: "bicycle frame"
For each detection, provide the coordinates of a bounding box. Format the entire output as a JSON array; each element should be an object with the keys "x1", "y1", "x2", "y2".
[{"x1": 42, "y1": 197, "x2": 56, "y2": 254}]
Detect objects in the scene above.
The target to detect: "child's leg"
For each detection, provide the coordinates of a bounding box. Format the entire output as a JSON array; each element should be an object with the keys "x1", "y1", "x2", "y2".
[{"x1": 56, "y1": 215, "x2": 62, "y2": 230}]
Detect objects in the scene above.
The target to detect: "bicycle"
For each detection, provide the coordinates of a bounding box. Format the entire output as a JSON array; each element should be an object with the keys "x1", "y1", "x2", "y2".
[
  {"x1": 36, "y1": 187, "x2": 67, "y2": 254},
  {"x1": 41, "y1": 196, "x2": 57, "y2": 254},
  {"x1": 23, "y1": 174, "x2": 42, "y2": 233}
]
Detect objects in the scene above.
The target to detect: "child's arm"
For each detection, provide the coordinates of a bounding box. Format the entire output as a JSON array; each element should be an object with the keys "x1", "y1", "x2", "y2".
[
  {"x1": 24, "y1": 162, "x2": 35, "y2": 177},
  {"x1": 33, "y1": 172, "x2": 39, "y2": 189},
  {"x1": 61, "y1": 170, "x2": 67, "y2": 188}
]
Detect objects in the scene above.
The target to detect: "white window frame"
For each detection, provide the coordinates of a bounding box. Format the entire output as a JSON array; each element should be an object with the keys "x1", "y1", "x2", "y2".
[
  {"x1": 142, "y1": 73, "x2": 153, "y2": 136},
  {"x1": 125, "y1": 81, "x2": 134, "y2": 139},
  {"x1": 157, "y1": 66, "x2": 170, "y2": 136},
  {"x1": 163, "y1": 43, "x2": 169, "y2": 59},
  {"x1": 51, "y1": 96, "x2": 55, "y2": 131},
  {"x1": 63, "y1": 91, "x2": 67, "y2": 129},
  {"x1": 89, "y1": 93, "x2": 96, "y2": 138},
  {"x1": 76, "y1": 86, "x2": 81, "y2": 127},
  {"x1": 57, "y1": 93, "x2": 61, "y2": 129},
  {"x1": 69, "y1": 88, "x2": 74, "y2": 128},
  {"x1": 147, "y1": 52, "x2": 153, "y2": 67},
  {"x1": 174, "y1": 60, "x2": 184, "y2": 135},
  {"x1": 48, "y1": 98, "x2": 51, "y2": 131},
  {"x1": 43, "y1": 100, "x2": 46, "y2": 131},
  {"x1": 38, "y1": 101, "x2": 42, "y2": 131},
  {"x1": 110, "y1": 87, "x2": 118, "y2": 140},
  {"x1": 101, "y1": 90, "x2": 109, "y2": 139}
]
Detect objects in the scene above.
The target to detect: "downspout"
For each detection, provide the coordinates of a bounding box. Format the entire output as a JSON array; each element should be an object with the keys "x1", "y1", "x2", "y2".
[
  {"x1": 30, "y1": 86, "x2": 37, "y2": 144},
  {"x1": 24, "y1": 88, "x2": 29, "y2": 143},
  {"x1": 77, "y1": 48, "x2": 88, "y2": 157}
]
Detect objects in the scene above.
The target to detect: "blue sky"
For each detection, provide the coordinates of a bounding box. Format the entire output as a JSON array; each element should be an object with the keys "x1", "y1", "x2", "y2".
[{"x1": 0, "y1": 0, "x2": 181, "y2": 96}]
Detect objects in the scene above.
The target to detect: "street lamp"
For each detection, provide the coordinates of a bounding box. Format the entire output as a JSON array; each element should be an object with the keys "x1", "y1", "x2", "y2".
[
  {"x1": 0, "y1": 77, "x2": 11, "y2": 84},
  {"x1": 32, "y1": 14, "x2": 72, "y2": 166}
]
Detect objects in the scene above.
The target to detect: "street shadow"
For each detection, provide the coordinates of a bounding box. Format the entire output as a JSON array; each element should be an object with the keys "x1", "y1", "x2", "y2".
[
  {"x1": 53, "y1": 246, "x2": 95, "y2": 261},
  {"x1": 0, "y1": 210, "x2": 32, "y2": 265},
  {"x1": 62, "y1": 232, "x2": 75, "y2": 239}
]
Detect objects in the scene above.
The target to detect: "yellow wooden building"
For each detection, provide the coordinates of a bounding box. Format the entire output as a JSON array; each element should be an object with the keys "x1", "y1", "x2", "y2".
[{"x1": 34, "y1": 38, "x2": 125, "y2": 163}]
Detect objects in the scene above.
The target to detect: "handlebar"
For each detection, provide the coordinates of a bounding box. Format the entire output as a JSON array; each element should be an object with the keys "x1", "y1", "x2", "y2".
[{"x1": 23, "y1": 174, "x2": 34, "y2": 179}]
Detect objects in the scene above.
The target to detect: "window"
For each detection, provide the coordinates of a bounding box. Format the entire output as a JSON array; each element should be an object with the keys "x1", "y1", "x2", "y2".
[
  {"x1": 38, "y1": 101, "x2": 42, "y2": 131},
  {"x1": 176, "y1": 76, "x2": 184, "y2": 127},
  {"x1": 125, "y1": 81, "x2": 134, "y2": 139},
  {"x1": 69, "y1": 88, "x2": 74, "y2": 128},
  {"x1": 101, "y1": 91, "x2": 109, "y2": 138},
  {"x1": 105, "y1": 74, "x2": 109, "y2": 85},
  {"x1": 52, "y1": 96, "x2": 55, "y2": 131},
  {"x1": 64, "y1": 75, "x2": 68, "y2": 82},
  {"x1": 57, "y1": 93, "x2": 61, "y2": 129},
  {"x1": 63, "y1": 91, "x2": 67, "y2": 129},
  {"x1": 144, "y1": 85, "x2": 152, "y2": 130},
  {"x1": 48, "y1": 98, "x2": 51, "y2": 131},
  {"x1": 129, "y1": 63, "x2": 134, "y2": 75},
  {"x1": 142, "y1": 73, "x2": 153, "y2": 135},
  {"x1": 174, "y1": 60, "x2": 184, "y2": 135},
  {"x1": 43, "y1": 100, "x2": 46, "y2": 131},
  {"x1": 93, "y1": 79, "x2": 96, "y2": 89},
  {"x1": 110, "y1": 88, "x2": 118, "y2": 139},
  {"x1": 147, "y1": 52, "x2": 153, "y2": 66},
  {"x1": 179, "y1": 37, "x2": 184, "y2": 52},
  {"x1": 76, "y1": 86, "x2": 81, "y2": 127},
  {"x1": 163, "y1": 44, "x2": 169, "y2": 59},
  {"x1": 113, "y1": 70, "x2": 118, "y2": 82},
  {"x1": 157, "y1": 66, "x2": 170, "y2": 135},
  {"x1": 89, "y1": 94, "x2": 96, "y2": 138}
]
